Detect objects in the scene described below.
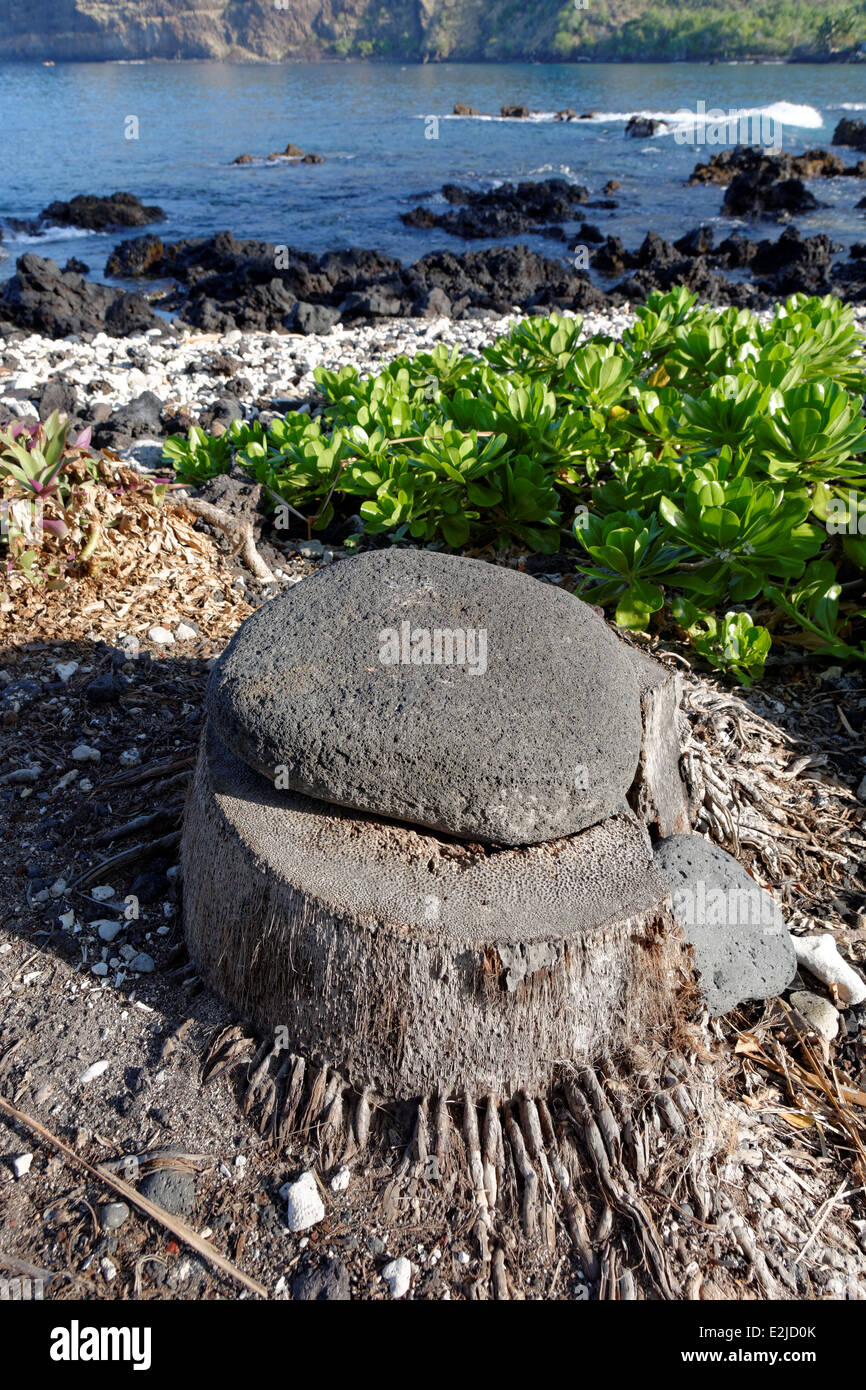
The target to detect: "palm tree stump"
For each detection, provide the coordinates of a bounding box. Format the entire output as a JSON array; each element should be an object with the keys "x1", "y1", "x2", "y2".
[
  {"x1": 182, "y1": 552, "x2": 728, "y2": 1298},
  {"x1": 184, "y1": 726, "x2": 696, "y2": 1100}
]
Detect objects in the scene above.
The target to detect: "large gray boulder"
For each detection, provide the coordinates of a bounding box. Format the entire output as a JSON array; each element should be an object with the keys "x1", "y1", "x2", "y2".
[
  {"x1": 206, "y1": 549, "x2": 643, "y2": 845},
  {"x1": 653, "y1": 834, "x2": 796, "y2": 1015}
]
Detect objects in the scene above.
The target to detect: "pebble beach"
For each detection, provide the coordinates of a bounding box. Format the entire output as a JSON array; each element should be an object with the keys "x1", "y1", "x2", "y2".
[{"x1": 4, "y1": 301, "x2": 865, "y2": 481}]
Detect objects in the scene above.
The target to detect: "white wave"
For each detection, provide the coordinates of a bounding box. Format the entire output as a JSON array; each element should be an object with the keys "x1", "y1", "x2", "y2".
[
  {"x1": 527, "y1": 164, "x2": 584, "y2": 179},
  {"x1": 2, "y1": 224, "x2": 99, "y2": 244},
  {"x1": 585, "y1": 101, "x2": 823, "y2": 131},
  {"x1": 691, "y1": 101, "x2": 823, "y2": 130},
  {"x1": 426, "y1": 101, "x2": 823, "y2": 131},
  {"x1": 829, "y1": 102, "x2": 866, "y2": 111}
]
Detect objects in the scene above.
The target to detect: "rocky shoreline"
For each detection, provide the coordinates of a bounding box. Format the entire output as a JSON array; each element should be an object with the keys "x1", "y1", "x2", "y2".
[
  {"x1": 2, "y1": 131, "x2": 866, "y2": 344},
  {"x1": 3, "y1": 213, "x2": 866, "y2": 345},
  {"x1": 2, "y1": 130, "x2": 866, "y2": 454},
  {"x1": 0, "y1": 218, "x2": 861, "y2": 346}
]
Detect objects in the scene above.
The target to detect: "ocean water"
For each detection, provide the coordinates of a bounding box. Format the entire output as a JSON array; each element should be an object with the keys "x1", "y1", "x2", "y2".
[{"x1": 1, "y1": 60, "x2": 865, "y2": 288}]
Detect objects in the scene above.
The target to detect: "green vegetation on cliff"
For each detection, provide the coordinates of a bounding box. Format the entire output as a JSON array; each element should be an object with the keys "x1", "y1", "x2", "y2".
[
  {"x1": 548, "y1": 2, "x2": 863, "y2": 63},
  {"x1": 0, "y1": 0, "x2": 862, "y2": 64}
]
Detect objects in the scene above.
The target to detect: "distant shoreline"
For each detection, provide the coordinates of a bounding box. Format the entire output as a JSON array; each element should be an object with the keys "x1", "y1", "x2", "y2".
[{"x1": 2, "y1": 53, "x2": 865, "y2": 68}]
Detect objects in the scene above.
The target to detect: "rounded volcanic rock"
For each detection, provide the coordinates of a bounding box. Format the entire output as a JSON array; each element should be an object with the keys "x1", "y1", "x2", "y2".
[
  {"x1": 206, "y1": 549, "x2": 642, "y2": 845},
  {"x1": 653, "y1": 833, "x2": 796, "y2": 1015}
]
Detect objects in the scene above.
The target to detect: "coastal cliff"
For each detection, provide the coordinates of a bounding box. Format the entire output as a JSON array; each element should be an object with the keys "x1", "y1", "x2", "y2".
[{"x1": 0, "y1": 0, "x2": 861, "y2": 63}]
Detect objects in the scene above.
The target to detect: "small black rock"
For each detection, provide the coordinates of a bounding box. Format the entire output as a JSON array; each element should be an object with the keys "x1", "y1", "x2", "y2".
[
  {"x1": 125, "y1": 1066, "x2": 147, "y2": 1094},
  {"x1": 129, "y1": 868, "x2": 167, "y2": 904},
  {"x1": 85, "y1": 671, "x2": 129, "y2": 705},
  {"x1": 291, "y1": 1257, "x2": 351, "y2": 1301}
]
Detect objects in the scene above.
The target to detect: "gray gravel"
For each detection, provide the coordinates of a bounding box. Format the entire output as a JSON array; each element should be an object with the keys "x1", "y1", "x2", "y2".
[{"x1": 0, "y1": 308, "x2": 636, "y2": 449}]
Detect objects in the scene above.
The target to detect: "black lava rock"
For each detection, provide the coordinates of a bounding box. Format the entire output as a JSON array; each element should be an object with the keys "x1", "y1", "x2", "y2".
[
  {"x1": 675, "y1": 225, "x2": 715, "y2": 257},
  {"x1": 723, "y1": 172, "x2": 820, "y2": 221},
  {"x1": 401, "y1": 177, "x2": 589, "y2": 241},
  {"x1": 291, "y1": 1257, "x2": 351, "y2": 1301},
  {"x1": 94, "y1": 390, "x2": 163, "y2": 448},
  {"x1": 128, "y1": 868, "x2": 168, "y2": 905},
  {"x1": 0, "y1": 254, "x2": 162, "y2": 339},
  {"x1": 625, "y1": 115, "x2": 662, "y2": 138},
  {"x1": 40, "y1": 192, "x2": 165, "y2": 231},
  {"x1": 38, "y1": 376, "x2": 80, "y2": 420},
  {"x1": 138, "y1": 1170, "x2": 197, "y2": 1218},
  {"x1": 106, "y1": 235, "x2": 166, "y2": 279},
  {"x1": 833, "y1": 118, "x2": 866, "y2": 151},
  {"x1": 291, "y1": 301, "x2": 340, "y2": 334},
  {"x1": 85, "y1": 671, "x2": 129, "y2": 705}
]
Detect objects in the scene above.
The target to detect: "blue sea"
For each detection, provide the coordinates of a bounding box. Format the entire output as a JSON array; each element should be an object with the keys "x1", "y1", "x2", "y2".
[{"x1": 1, "y1": 60, "x2": 865, "y2": 287}]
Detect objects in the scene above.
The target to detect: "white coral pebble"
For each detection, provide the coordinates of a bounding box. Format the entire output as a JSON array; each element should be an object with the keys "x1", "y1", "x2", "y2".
[
  {"x1": 80, "y1": 1060, "x2": 109, "y2": 1084},
  {"x1": 330, "y1": 1166, "x2": 350, "y2": 1193},
  {"x1": 71, "y1": 744, "x2": 100, "y2": 763},
  {"x1": 793, "y1": 934, "x2": 866, "y2": 1007},
  {"x1": 285, "y1": 1171, "x2": 325, "y2": 1232},
  {"x1": 381, "y1": 1257, "x2": 412, "y2": 1298}
]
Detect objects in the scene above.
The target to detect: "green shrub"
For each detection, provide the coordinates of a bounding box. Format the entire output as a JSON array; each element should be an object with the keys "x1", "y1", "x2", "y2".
[{"x1": 162, "y1": 291, "x2": 866, "y2": 682}]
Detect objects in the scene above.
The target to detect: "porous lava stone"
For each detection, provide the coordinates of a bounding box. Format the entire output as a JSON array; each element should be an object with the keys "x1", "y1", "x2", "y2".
[{"x1": 206, "y1": 549, "x2": 642, "y2": 845}]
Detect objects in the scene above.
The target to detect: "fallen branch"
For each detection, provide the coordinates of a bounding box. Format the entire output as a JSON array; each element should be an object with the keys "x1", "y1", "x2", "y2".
[
  {"x1": 101, "y1": 753, "x2": 196, "y2": 790},
  {"x1": 90, "y1": 809, "x2": 180, "y2": 848},
  {"x1": 67, "y1": 830, "x2": 181, "y2": 890},
  {"x1": 172, "y1": 496, "x2": 275, "y2": 583},
  {"x1": 0, "y1": 1095, "x2": 267, "y2": 1299}
]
